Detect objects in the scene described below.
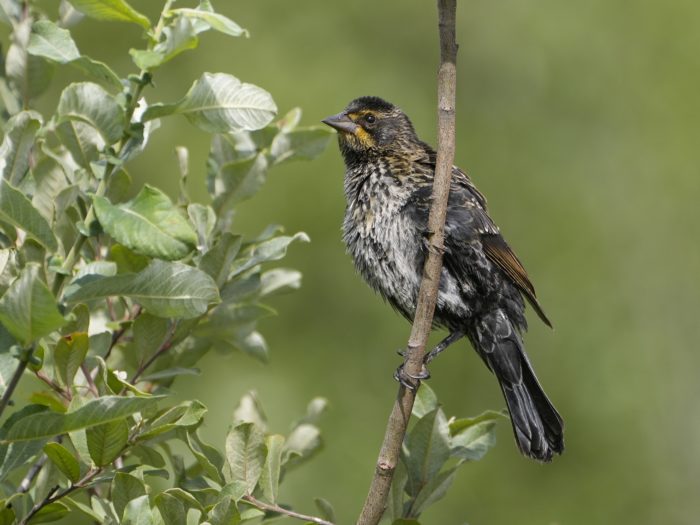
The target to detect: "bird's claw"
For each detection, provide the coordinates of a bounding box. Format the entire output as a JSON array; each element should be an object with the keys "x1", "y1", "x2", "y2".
[{"x1": 393, "y1": 363, "x2": 430, "y2": 390}]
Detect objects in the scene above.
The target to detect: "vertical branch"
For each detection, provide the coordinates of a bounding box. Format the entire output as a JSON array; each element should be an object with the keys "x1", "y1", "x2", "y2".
[
  {"x1": 356, "y1": 1, "x2": 458, "y2": 524},
  {"x1": 0, "y1": 357, "x2": 29, "y2": 419}
]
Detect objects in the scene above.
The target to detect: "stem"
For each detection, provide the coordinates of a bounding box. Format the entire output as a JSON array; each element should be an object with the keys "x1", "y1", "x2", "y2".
[
  {"x1": 35, "y1": 370, "x2": 71, "y2": 401},
  {"x1": 128, "y1": 320, "x2": 177, "y2": 385},
  {"x1": 243, "y1": 495, "x2": 334, "y2": 525},
  {"x1": 356, "y1": 1, "x2": 458, "y2": 524},
  {"x1": 18, "y1": 454, "x2": 48, "y2": 493},
  {"x1": 0, "y1": 356, "x2": 29, "y2": 418},
  {"x1": 19, "y1": 469, "x2": 100, "y2": 525}
]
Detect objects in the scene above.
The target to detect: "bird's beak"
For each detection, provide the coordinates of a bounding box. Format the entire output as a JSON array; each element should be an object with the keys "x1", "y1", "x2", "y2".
[{"x1": 322, "y1": 112, "x2": 358, "y2": 134}]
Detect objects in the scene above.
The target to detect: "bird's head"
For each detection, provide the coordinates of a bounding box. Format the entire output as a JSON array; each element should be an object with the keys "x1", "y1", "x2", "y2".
[{"x1": 322, "y1": 96, "x2": 418, "y2": 159}]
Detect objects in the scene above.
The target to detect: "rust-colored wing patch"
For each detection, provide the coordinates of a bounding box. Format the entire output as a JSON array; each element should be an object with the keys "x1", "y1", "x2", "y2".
[{"x1": 482, "y1": 234, "x2": 553, "y2": 328}]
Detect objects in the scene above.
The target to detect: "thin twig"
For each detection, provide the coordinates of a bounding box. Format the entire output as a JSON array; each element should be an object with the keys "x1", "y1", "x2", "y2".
[
  {"x1": 356, "y1": 1, "x2": 458, "y2": 524},
  {"x1": 0, "y1": 357, "x2": 29, "y2": 419},
  {"x1": 129, "y1": 321, "x2": 178, "y2": 385},
  {"x1": 81, "y1": 364, "x2": 99, "y2": 396},
  {"x1": 103, "y1": 305, "x2": 141, "y2": 362},
  {"x1": 18, "y1": 454, "x2": 48, "y2": 493},
  {"x1": 243, "y1": 495, "x2": 334, "y2": 525},
  {"x1": 19, "y1": 469, "x2": 100, "y2": 525},
  {"x1": 35, "y1": 370, "x2": 71, "y2": 401}
]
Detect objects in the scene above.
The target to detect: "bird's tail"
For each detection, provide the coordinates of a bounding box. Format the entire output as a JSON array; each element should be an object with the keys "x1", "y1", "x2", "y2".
[{"x1": 468, "y1": 310, "x2": 564, "y2": 462}]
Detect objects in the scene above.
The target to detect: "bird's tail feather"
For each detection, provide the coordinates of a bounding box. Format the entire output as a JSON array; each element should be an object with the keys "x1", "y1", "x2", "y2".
[{"x1": 468, "y1": 310, "x2": 564, "y2": 462}]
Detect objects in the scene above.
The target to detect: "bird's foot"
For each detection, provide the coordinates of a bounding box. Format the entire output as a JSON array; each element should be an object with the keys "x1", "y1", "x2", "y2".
[{"x1": 393, "y1": 362, "x2": 430, "y2": 390}]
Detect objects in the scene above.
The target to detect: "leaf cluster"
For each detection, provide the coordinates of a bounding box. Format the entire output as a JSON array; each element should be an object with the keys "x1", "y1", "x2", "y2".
[
  {"x1": 0, "y1": 0, "x2": 334, "y2": 523},
  {"x1": 386, "y1": 384, "x2": 504, "y2": 524}
]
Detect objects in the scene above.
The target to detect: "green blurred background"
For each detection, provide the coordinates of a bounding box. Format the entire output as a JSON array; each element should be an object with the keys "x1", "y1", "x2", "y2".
[{"x1": 17, "y1": 0, "x2": 700, "y2": 523}]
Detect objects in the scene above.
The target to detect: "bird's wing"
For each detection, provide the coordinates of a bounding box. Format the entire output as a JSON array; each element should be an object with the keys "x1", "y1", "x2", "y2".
[
  {"x1": 445, "y1": 182, "x2": 553, "y2": 328},
  {"x1": 411, "y1": 149, "x2": 551, "y2": 327},
  {"x1": 479, "y1": 233, "x2": 552, "y2": 328}
]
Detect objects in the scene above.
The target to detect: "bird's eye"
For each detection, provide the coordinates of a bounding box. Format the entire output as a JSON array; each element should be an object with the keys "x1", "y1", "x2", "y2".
[{"x1": 365, "y1": 114, "x2": 376, "y2": 124}]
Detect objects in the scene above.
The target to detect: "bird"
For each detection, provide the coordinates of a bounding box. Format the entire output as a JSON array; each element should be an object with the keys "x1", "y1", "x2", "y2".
[{"x1": 322, "y1": 96, "x2": 564, "y2": 462}]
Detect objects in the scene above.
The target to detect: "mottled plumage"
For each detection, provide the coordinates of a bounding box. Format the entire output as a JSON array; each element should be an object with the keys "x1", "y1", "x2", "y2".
[{"x1": 323, "y1": 96, "x2": 564, "y2": 461}]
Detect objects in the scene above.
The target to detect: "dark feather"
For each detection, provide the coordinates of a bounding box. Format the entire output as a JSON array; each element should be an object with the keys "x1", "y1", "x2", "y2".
[{"x1": 481, "y1": 234, "x2": 552, "y2": 328}]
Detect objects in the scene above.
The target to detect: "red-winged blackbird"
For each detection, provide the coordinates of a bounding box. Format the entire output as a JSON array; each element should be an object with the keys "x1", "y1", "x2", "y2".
[{"x1": 322, "y1": 96, "x2": 564, "y2": 462}]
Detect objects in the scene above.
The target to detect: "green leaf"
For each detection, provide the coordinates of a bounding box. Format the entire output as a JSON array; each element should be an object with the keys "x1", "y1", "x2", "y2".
[
  {"x1": 0, "y1": 180, "x2": 58, "y2": 251},
  {"x1": 26, "y1": 20, "x2": 122, "y2": 89},
  {"x1": 403, "y1": 408, "x2": 451, "y2": 497},
  {"x1": 406, "y1": 467, "x2": 457, "y2": 519},
  {"x1": 55, "y1": 120, "x2": 104, "y2": 170},
  {"x1": 110, "y1": 244, "x2": 149, "y2": 274},
  {"x1": 225, "y1": 422, "x2": 265, "y2": 494},
  {"x1": 232, "y1": 391, "x2": 267, "y2": 431},
  {"x1": 0, "y1": 110, "x2": 42, "y2": 184},
  {"x1": 138, "y1": 400, "x2": 207, "y2": 439},
  {"x1": 66, "y1": 260, "x2": 220, "y2": 319},
  {"x1": 29, "y1": 391, "x2": 66, "y2": 413},
  {"x1": 3, "y1": 395, "x2": 162, "y2": 442},
  {"x1": 27, "y1": 501, "x2": 70, "y2": 524},
  {"x1": 6, "y1": 19, "x2": 55, "y2": 101},
  {"x1": 232, "y1": 232, "x2": 309, "y2": 277},
  {"x1": 62, "y1": 497, "x2": 104, "y2": 522},
  {"x1": 30, "y1": 154, "x2": 70, "y2": 222},
  {"x1": 199, "y1": 233, "x2": 242, "y2": 287},
  {"x1": 43, "y1": 442, "x2": 80, "y2": 482},
  {"x1": 260, "y1": 268, "x2": 302, "y2": 296},
  {"x1": 171, "y1": 1, "x2": 248, "y2": 38},
  {"x1": 259, "y1": 434, "x2": 284, "y2": 503},
  {"x1": 314, "y1": 498, "x2": 336, "y2": 523},
  {"x1": 87, "y1": 418, "x2": 128, "y2": 466},
  {"x1": 0, "y1": 264, "x2": 65, "y2": 345},
  {"x1": 0, "y1": 506, "x2": 15, "y2": 525},
  {"x1": 282, "y1": 423, "x2": 321, "y2": 470},
  {"x1": 231, "y1": 330, "x2": 268, "y2": 363},
  {"x1": 269, "y1": 127, "x2": 333, "y2": 164},
  {"x1": 57, "y1": 82, "x2": 125, "y2": 145},
  {"x1": 27, "y1": 20, "x2": 79, "y2": 61},
  {"x1": 130, "y1": 445, "x2": 166, "y2": 468},
  {"x1": 112, "y1": 472, "x2": 147, "y2": 520},
  {"x1": 94, "y1": 186, "x2": 197, "y2": 260},
  {"x1": 155, "y1": 493, "x2": 185, "y2": 525},
  {"x1": 207, "y1": 496, "x2": 241, "y2": 525},
  {"x1": 0, "y1": 405, "x2": 47, "y2": 482},
  {"x1": 291, "y1": 397, "x2": 328, "y2": 428},
  {"x1": 184, "y1": 427, "x2": 224, "y2": 484},
  {"x1": 129, "y1": 15, "x2": 198, "y2": 71},
  {"x1": 129, "y1": 312, "x2": 170, "y2": 367},
  {"x1": 139, "y1": 367, "x2": 199, "y2": 382},
  {"x1": 212, "y1": 154, "x2": 269, "y2": 208},
  {"x1": 122, "y1": 494, "x2": 156, "y2": 525},
  {"x1": 391, "y1": 520, "x2": 421, "y2": 525},
  {"x1": 187, "y1": 203, "x2": 215, "y2": 248},
  {"x1": 67, "y1": 0, "x2": 150, "y2": 29},
  {"x1": 53, "y1": 332, "x2": 89, "y2": 386},
  {"x1": 144, "y1": 73, "x2": 277, "y2": 133},
  {"x1": 449, "y1": 414, "x2": 500, "y2": 462},
  {"x1": 412, "y1": 383, "x2": 438, "y2": 419},
  {"x1": 161, "y1": 488, "x2": 204, "y2": 512}
]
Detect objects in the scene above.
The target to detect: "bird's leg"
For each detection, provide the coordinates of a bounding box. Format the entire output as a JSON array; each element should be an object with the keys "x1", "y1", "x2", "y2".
[
  {"x1": 424, "y1": 330, "x2": 464, "y2": 364},
  {"x1": 393, "y1": 331, "x2": 464, "y2": 389}
]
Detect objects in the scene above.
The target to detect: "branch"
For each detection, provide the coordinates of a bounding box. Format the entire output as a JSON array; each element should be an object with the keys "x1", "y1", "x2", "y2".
[
  {"x1": 128, "y1": 320, "x2": 178, "y2": 385},
  {"x1": 19, "y1": 468, "x2": 100, "y2": 525},
  {"x1": 356, "y1": 1, "x2": 458, "y2": 524},
  {"x1": 243, "y1": 495, "x2": 335, "y2": 525},
  {"x1": 0, "y1": 356, "x2": 29, "y2": 419}
]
